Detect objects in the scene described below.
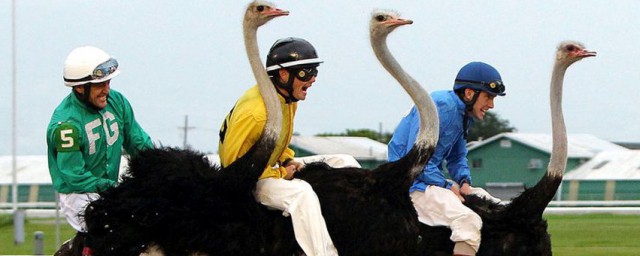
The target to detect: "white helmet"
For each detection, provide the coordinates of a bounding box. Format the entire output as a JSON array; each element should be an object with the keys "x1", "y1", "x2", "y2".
[{"x1": 63, "y1": 46, "x2": 121, "y2": 87}]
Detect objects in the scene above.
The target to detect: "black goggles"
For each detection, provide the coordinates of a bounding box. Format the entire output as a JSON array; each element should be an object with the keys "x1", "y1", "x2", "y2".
[
  {"x1": 455, "y1": 79, "x2": 505, "y2": 95},
  {"x1": 292, "y1": 66, "x2": 318, "y2": 82}
]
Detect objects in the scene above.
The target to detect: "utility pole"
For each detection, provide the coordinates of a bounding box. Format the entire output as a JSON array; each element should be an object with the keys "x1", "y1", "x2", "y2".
[
  {"x1": 179, "y1": 115, "x2": 195, "y2": 149},
  {"x1": 12, "y1": 0, "x2": 25, "y2": 245},
  {"x1": 378, "y1": 122, "x2": 383, "y2": 142}
]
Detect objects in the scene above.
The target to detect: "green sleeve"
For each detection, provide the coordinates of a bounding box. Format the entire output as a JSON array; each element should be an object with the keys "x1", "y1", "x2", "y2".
[
  {"x1": 120, "y1": 94, "x2": 154, "y2": 156},
  {"x1": 52, "y1": 124, "x2": 115, "y2": 192}
]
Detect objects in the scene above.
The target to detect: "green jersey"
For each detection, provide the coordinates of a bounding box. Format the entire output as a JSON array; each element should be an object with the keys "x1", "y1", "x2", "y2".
[{"x1": 46, "y1": 89, "x2": 153, "y2": 194}]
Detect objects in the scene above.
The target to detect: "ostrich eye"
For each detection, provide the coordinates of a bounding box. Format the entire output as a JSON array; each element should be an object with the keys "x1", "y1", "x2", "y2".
[
  {"x1": 256, "y1": 5, "x2": 265, "y2": 12},
  {"x1": 565, "y1": 45, "x2": 576, "y2": 52},
  {"x1": 376, "y1": 15, "x2": 386, "y2": 22}
]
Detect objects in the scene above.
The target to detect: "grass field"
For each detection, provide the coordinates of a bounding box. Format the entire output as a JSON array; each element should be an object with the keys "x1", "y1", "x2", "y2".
[{"x1": 1, "y1": 213, "x2": 639, "y2": 255}]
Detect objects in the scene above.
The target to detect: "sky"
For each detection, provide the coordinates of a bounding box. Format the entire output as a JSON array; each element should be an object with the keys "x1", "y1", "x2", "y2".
[{"x1": 1, "y1": 0, "x2": 639, "y2": 156}]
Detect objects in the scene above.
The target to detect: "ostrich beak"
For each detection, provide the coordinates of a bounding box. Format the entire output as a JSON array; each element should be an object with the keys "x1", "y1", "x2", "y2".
[
  {"x1": 265, "y1": 8, "x2": 289, "y2": 18},
  {"x1": 579, "y1": 49, "x2": 597, "y2": 58},
  {"x1": 387, "y1": 18, "x2": 413, "y2": 27}
]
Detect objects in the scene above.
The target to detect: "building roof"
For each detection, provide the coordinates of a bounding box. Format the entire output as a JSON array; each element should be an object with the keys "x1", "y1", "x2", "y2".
[
  {"x1": 0, "y1": 154, "x2": 221, "y2": 185},
  {"x1": 565, "y1": 150, "x2": 640, "y2": 180},
  {"x1": 468, "y1": 133, "x2": 628, "y2": 158},
  {"x1": 614, "y1": 142, "x2": 640, "y2": 150},
  {"x1": 0, "y1": 155, "x2": 129, "y2": 184},
  {"x1": 290, "y1": 136, "x2": 387, "y2": 161}
]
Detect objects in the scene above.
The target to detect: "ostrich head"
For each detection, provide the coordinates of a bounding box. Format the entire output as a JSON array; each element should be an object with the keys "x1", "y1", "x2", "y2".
[
  {"x1": 370, "y1": 10, "x2": 413, "y2": 40},
  {"x1": 555, "y1": 41, "x2": 597, "y2": 66},
  {"x1": 244, "y1": 0, "x2": 289, "y2": 28}
]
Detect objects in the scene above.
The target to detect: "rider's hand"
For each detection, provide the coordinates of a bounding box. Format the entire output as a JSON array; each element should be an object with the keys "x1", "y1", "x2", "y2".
[
  {"x1": 459, "y1": 182, "x2": 471, "y2": 196},
  {"x1": 283, "y1": 160, "x2": 303, "y2": 180},
  {"x1": 449, "y1": 181, "x2": 465, "y2": 203}
]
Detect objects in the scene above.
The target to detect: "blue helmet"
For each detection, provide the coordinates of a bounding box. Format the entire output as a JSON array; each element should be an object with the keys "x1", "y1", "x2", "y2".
[{"x1": 453, "y1": 62, "x2": 506, "y2": 96}]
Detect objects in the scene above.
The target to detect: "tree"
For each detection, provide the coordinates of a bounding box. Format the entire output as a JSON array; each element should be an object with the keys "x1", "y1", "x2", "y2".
[
  {"x1": 467, "y1": 111, "x2": 515, "y2": 142},
  {"x1": 315, "y1": 111, "x2": 514, "y2": 144}
]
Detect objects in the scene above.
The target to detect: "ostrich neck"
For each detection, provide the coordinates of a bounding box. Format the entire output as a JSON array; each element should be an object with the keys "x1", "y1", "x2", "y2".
[
  {"x1": 371, "y1": 35, "x2": 438, "y2": 148},
  {"x1": 243, "y1": 23, "x2": 282, "y2": 140},
  {"x1": 547, "y1": 63, "x2": 568, "y2": 177}
]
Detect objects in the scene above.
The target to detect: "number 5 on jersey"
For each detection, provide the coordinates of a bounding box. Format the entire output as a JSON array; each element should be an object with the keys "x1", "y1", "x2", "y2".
[{"x1": 54, "y1": 123, "x2": 80, "y2": 152}]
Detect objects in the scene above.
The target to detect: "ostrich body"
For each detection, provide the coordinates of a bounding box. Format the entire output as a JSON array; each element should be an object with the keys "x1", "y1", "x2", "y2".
[
  {"x1": 419, "y1": 41, "x2": 596, "y2": 256},
  {"x1": 82, "y1": 1, "x2": 293, "y2": 255},
  {"x1": 290, "y1": 10, "x2": 439, "y2": 255}
]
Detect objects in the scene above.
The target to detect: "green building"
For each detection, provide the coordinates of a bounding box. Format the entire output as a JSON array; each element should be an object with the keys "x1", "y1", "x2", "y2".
[{"x1": 466, "y1": 133, "x2": 628, "y2": 200}]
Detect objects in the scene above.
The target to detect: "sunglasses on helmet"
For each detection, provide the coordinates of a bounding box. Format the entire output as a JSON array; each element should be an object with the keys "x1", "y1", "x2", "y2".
[
  {"x1": 92, "y1": 58, "x2": 119, "y2": 80},
  {"x1": 292, "y1": 66, "x2": 318, "y2": 82},
  {"x1": 455, "y1": 79, "x2": 505, "y2": 95}
]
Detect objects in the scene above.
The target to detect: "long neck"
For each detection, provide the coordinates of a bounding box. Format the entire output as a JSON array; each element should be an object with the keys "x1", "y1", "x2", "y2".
[
  {"x1": 371, "y1": 34, "x2": 438, "y2": 151},
  {"x1": 507, "y1": 59, "x2": 570, "y2": 217},
  {"x1": 547, "y1": 62, "x2": 568, "y2": 178},
  {"x1": 243, "y1": 22, "x2": 282, "y2": 141}
]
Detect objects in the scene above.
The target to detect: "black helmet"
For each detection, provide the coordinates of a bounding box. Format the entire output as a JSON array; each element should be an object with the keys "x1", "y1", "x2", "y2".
[
  {"x1": 266, "y1": 37, "x2": 323, "y2": 103},
  {"x1": 266, "y1": 37, "x2": 323, "y2": 73}
]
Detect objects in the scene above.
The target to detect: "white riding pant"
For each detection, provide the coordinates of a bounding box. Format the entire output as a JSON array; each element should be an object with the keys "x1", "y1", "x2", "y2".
[
  {"x1": 58, "y1": 193, "x2": 99, "y2": 232},
  {"x1": 410, "y1": 186, "x2": 483, "y2": 253},
  {"x1": 254, "y1": 154, "x2": 359, "y2": 256},
  {"x1": 295, "y1": 154, "x2": 362, "y2": 168}
]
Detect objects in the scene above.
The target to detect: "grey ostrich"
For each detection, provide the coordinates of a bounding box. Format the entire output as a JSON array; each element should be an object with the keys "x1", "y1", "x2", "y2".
[{"x1": 419, "y1": 41, "x2": 596, "y2": 256}]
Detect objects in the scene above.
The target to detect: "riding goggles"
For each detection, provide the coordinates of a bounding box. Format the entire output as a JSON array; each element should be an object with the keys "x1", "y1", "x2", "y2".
[
  {"x1": 92, "y1": 58, "x2": 119, "y2": 80},
  {"x1": 293, "y1": 66, "x2": 318, "y2": 82}
]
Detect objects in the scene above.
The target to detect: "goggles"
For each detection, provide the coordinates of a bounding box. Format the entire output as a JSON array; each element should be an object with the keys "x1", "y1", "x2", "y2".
[
  {"x1": 92, "y1": 58, "x2": 119, "y2": 80},
  {"x1": 64, "y1": 58, "x2": 119, "y2": 84},
  {"x1": 455, "y1": 79, "x2": 505, "y2": 95},
  {"x1": 293, "y1": 66, "x2": 318, "y2": 82}
]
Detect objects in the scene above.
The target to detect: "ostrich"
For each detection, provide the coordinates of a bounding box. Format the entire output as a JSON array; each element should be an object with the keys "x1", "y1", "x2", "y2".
[
  {"x1": 80, "y1": 6, "x2": 439, "y2": 256},
  {"x1": 418, "y1": 41, "x2": 596, "y2": 255},
  {"x1": 81, "y1": 1, "x2": 292, "y2": 255},
  {"x1": 291, "y1": 10, "x2": 439, "y2": 255}
]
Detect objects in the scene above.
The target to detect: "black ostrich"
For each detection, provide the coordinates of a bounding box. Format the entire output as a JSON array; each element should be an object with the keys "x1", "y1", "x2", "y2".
[
  {"x1": 82, "y1": 1, "x2": 294, "y2": 255},
  {"x1": 80, "y1": 5, "x2": 441, "y2": 256},
  {"x1": 418, "y1": 41, "x2": 596, "y2": 256},
  {"x1": 290, "y1": 9, "x2": 439, "y2": 256}
]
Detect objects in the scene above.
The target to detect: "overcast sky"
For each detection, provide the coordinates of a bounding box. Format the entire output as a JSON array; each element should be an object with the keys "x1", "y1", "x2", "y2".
[{"x1": 1, "y1": 0, "x2": 639, "y2": 156}]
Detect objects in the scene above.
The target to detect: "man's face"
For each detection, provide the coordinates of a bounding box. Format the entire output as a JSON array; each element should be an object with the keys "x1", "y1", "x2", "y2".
[
  {"x1": 77, "y1": 80, "x2": 111, "y2": 109},
  {"x1": 469, "y1": 90, "x2": 495, "y2": 120},
  {"x1": 279, "y1": 67, "x2": 317, "y2": 101}
]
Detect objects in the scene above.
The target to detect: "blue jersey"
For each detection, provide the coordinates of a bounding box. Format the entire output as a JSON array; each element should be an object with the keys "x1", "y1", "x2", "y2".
[{"x1": 388, "y1": 90, "x2": 473, "y2": 192}]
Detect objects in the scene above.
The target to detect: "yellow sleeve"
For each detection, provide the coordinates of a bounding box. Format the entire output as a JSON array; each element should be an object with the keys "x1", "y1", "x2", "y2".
[{"x1": 279, "y1": 147, "x2": 295, "y2": 165}]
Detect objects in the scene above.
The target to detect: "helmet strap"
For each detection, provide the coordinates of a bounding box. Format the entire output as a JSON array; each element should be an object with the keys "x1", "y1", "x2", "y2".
[
  {"x1": 458, "y1": 89, "x2": 480, "y2": 140},
  {"x1": 272, "y1": 69, "x2": 298, "y2": 103},
  {"x1": 72, "y1": 84, "x2": 102, "y2": 111}
]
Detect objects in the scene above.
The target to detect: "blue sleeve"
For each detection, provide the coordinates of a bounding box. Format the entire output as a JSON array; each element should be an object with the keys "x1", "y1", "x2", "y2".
[
  {"x1": 388, "y1": 106, "x2": 420, "y2": 162},
  {"x1": 446, "y1": 135, "x2": 472, "y2": 185}
]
